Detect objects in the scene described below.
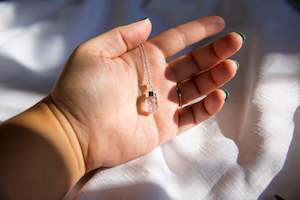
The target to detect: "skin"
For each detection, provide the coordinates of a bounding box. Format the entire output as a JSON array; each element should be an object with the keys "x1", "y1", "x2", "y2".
[
  {"x1": 0, "y1": 16, "x2": 243, "y2": 199},
  {"x1": 51, "y1": 16, "x2": 243, "y2": 171}
]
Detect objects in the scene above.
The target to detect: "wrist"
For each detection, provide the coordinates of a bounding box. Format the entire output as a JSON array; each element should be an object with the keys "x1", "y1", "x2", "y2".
[
  {"x1": 0, "y1": 98, "x2": 86, "y2": 199},
  {"x1": 49, "y1": 93, "x2": 102, "y2": 172},
  {"x1": 43, "y1": 96, "x2": 86, "y2": 175},
  {"x1": 14, "y1": 97, "x2": 87, "y2": 177}
]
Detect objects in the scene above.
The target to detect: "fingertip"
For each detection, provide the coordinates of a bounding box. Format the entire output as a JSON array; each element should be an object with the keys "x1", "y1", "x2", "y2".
[
  {"x1": 201, "y1": 16, "x2": 225, "y2": 28},
  {"x1": 196, "y1": 16, "x2": 226, "y2": 36},
  {"x1": 210, "y1": 59, "x2": 238, "y2": 85},
  {"x1": 212, "y1": 32, "x2": 243, "y2": 59},
  {"x1": 136, "y1": 17, "x2": 152, "y2": 34},
  {"x1": 119, "y1": 17, "x2": 152, "y2": 49},
  {"x1": 226, "y1": 59, "x2": 239, "y2": 76},
  {"x1": 215, "y1": 89, "x2": 227, "y2": 102},
  {"x1": 227, "y1": 32, "x2": 244, "y2": 50},
  {"x1": 232, "y1": 60, "x2": 240, "y2": 72},
  {"x1": 235, "y1": 31, "x2": 246, "y2": 42},
  {"x1": 144, "y1": 19, "x2": 152, "y2": 38},
  {"x1": 212, "y1": 16, "x2": 226, "y2": 30},
  {"x1": 204, "y1": 90, "x2": 226, "y2": 115},
  {"x1": 142, "y1": 17, "x2": 152, "y2": 28}
]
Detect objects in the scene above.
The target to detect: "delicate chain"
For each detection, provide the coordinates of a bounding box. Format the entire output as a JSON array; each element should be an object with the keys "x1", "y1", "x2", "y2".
[{"x1": 139, "y1": 43, "x2": 154, "y2": 91}]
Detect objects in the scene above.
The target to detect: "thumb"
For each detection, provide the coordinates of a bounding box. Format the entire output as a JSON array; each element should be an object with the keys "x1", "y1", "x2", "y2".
[{"x1": 87, "y1": 18, "x2": 152, "y2": 58}]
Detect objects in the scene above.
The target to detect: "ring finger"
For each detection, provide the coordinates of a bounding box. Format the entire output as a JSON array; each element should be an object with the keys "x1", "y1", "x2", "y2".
[{"x1": 178, "y1": 59, "x2": 238, "y2": 105}]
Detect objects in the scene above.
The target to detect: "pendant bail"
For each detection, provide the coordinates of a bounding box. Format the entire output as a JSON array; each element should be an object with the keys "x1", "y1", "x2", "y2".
[{"x1": 148, "y1": 91, "x2": 156, "y2": 97}]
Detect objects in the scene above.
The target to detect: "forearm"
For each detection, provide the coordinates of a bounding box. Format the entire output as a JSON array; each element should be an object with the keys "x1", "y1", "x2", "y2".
[{"x1": 0, "y1": 97, "x2": 85, "y2": 200}]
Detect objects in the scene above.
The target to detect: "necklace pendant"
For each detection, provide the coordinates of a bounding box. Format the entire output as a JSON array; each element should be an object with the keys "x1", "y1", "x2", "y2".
[
  {"x1": 145, "y1": 90, "x2": 158, "y2": 114},
  {"x1": 138, "y1": 44, "x2": 158, "y2": 115}
]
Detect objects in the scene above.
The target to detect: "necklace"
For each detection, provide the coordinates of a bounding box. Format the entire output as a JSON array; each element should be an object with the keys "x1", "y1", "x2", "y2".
[{"x1": 139, "y1": 43, "x2": 158, "y2": 114}]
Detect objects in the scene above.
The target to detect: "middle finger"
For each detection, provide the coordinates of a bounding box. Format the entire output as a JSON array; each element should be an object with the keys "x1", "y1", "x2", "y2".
[{"x1": 168, "y1": 32, "x2": 244, "y2": 82}]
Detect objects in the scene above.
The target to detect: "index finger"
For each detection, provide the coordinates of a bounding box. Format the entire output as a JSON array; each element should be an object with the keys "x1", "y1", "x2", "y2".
[{"x1": 149, "y1": 16, "x2": 225, "y2": 58}]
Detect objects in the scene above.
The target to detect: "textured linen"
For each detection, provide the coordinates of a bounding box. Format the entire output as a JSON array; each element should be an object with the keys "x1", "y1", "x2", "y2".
[{"x1": 0, "y1": 0, "x2": 299, "y2": 199}]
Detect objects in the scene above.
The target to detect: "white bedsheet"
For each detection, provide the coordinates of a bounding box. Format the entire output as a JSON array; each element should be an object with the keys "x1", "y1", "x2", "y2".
[{"x1": 0, "y1": 0, "x2": 300, "y2": 199}]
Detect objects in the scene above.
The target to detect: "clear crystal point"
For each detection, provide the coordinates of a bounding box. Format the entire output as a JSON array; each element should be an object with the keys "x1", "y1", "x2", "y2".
[{"x1": 146, "y1": 91, "x2": 158, "y2": 114}]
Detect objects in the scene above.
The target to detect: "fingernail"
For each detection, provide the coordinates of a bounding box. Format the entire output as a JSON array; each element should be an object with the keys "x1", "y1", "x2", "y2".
[
  {"x1": 235, "y1": 31, "x2": 246, "y2": 42},
  {"x1": 141, "y1": 17, "x2": 149, "y2": 21},
  {"x1": 233, "y1": 60, "x2": 240, "y2": 71},
  {"x1": 273, "y1": 195, "x2": 285, "y2": 200},
  {"x1": 223, "y1": 89, "x2": 230, "y2": 102}
]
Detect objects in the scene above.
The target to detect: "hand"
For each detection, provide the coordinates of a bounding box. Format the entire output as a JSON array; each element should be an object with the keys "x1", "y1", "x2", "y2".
[{"x1": 50, "y1": 16, "x2": 243, "y2": 172}]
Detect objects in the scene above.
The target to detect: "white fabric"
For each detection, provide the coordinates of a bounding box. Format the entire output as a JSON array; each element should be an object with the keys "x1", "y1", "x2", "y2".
[{"x1": 0, "y1": 0, "x2": 300, "y2": 199}]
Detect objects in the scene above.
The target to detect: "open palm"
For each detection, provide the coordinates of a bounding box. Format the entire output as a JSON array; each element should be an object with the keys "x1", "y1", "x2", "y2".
[{"x1": 51, "y1": 16, "x2": 243, "y2": 172}]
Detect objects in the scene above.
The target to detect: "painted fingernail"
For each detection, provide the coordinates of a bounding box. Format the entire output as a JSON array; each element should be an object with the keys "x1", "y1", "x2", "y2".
[
  {"x1": 273, "y1": 195, "x2": 285, "y2": 200},
  {"x1": 141, "y1": 17, "x2": 149, "y2": 21},
  {"x1": 233, "y1": 60, "x2": 240, "y2": 71},
  {"x1": 235, "y1": 31, "x2": 246, "y2": 42},
  {"x1": 223, "y1": 89, "x2": 230, "y2": 102}
]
